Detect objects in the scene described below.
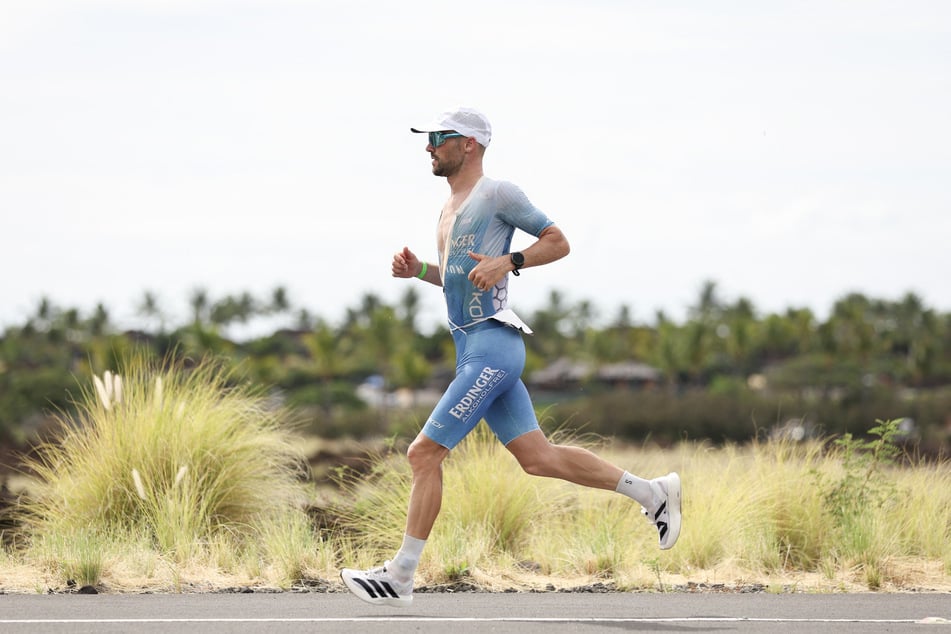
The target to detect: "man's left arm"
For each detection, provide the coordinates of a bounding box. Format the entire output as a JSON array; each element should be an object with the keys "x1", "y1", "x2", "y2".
[
  {"x1": 467, "y1": 225, "x2": 570, "y2": 290},
  {"x1": 519, "y1": 224, "x2": 571, "y2": 269}
]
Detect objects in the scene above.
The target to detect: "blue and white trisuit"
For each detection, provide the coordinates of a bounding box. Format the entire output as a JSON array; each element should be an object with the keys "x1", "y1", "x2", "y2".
[{"x1": 421, "y1": 176, "x2": 555, "y2": 449}]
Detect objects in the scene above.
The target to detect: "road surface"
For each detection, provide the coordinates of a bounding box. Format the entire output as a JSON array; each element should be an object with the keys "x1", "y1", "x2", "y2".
[{"x1": 1, "y1": 591, "x2": 948, "y2": 632}]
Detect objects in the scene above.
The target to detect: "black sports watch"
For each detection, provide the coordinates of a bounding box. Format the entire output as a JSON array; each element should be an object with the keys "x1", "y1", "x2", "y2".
[{"x1": 510, "y1": 251, "x2": 525, "y2": 276}]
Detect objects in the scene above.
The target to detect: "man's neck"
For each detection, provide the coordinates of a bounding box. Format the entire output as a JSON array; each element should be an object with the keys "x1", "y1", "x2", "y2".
[{"x1": 446, "y1": 165, "x2": 484, "y2": 196}]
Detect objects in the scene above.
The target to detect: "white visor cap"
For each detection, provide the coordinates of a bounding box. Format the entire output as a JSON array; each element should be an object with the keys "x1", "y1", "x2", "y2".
[{"x1": 411, "y1": 106, "x2": 492, "y2": 147}]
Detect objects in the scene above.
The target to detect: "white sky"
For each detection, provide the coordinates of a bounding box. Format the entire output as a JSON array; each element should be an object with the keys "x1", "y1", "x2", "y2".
[{"x1": 2, "y1": 0, "x2": 949, "y2": 335}]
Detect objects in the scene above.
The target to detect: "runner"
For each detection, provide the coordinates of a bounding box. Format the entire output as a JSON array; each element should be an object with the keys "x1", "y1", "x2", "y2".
[{"x1": 340, "y1": 107, "x2": 681, "y2": 607}]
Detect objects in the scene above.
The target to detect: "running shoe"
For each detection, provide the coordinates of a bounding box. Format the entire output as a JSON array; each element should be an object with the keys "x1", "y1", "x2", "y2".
[
  {"x1": 642, "y1": 472, "x2": 682, "y2": 550},
  {"x1": 340, "y1": 562, "x2": 413, "y2": 607}
]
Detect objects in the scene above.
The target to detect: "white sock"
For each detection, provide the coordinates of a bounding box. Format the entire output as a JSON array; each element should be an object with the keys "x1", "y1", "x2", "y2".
[
  {"x1": 391, "y1": 534, "x2": 426, "y2": 584},
  {"x1": 615, "y1": 471, "x2": 655, "y2": 509}
]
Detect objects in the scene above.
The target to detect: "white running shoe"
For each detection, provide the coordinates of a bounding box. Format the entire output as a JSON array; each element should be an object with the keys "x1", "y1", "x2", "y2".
[
  {"x1": 340, "y1": 562, "x2": 413, "y2": 607},
  {"x1": 642, "y1": 472, "x2": 682, "y2": 550}
]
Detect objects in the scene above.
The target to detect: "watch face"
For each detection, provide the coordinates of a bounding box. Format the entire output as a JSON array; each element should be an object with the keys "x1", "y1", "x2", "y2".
[{"x1": 511, "y1": 252, "x2": 525, "y2": 267}]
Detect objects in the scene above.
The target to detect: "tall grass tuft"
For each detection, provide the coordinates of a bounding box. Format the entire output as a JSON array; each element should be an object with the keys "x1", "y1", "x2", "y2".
[
  {"x1": 30, "y1": 527, "x2": 105, "y2": 587},
  {"x1": 15, "y1": 353, "x2": 317, "y2": 588}
]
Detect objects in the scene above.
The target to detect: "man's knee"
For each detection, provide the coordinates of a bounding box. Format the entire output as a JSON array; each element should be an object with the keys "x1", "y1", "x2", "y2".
[
  {"x1": 518, "y1": 456, "x2": 550, "y2": 477},
  {"x1": 407, "y1": 435, "x2": 449, "y2": 474},
  {"x1": 508, "y1": 435, "x2": 557, "y2": 477}
]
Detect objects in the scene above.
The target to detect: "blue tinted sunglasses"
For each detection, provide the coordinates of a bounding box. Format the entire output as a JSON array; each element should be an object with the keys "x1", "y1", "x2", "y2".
[{"x1": 428, "y1": 131, "x2": 465, "y2": 147}]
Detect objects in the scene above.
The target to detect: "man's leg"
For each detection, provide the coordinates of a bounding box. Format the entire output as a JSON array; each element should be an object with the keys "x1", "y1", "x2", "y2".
[
  {"x1": 404, "y1": 433, "x2": 451, "y2": 539},
  {"x1": 339, "y1": 433, "x2": 449, "y2": 607},
  {"x1": 505, "y1": 429, "x2": 682, "y2": 549},
  {"x1": 384, "y1": 434, "x2": 450, "y2": 586},
  {"x1": 504, "y1": 429, "x2": 623, "y2": 489}
]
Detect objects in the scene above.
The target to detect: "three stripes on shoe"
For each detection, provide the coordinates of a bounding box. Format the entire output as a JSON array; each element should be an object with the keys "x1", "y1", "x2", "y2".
[
  {"x1": 350, "y1": 575, "x2": 402, "y2": 600},
  {"x1": 652, "y1": 500, "x2": 668, "y2": 541}
]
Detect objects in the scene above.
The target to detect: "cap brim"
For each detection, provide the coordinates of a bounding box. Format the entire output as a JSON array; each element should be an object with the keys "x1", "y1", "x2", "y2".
[{"x1": 410, "y1": 119, "x2": 450, "y2": 133}]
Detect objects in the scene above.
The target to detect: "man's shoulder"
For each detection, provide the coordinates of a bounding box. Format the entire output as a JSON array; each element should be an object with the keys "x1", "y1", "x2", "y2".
[{"x1": 479, "y1": 177, "x2": 523, "y2": 197}]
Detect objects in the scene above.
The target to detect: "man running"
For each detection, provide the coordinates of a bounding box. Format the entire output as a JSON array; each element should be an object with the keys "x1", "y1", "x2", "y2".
[{"x1": 341, "y1": 106, "x2": 681, "y2": 607}]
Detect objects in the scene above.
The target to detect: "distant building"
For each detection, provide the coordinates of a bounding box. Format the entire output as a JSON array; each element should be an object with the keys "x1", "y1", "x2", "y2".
[{"x1": 529, "y1": 357, "x2": 661, "y2": 391}]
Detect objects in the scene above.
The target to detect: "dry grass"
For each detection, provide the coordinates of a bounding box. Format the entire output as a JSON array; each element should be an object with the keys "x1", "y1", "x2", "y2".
[
  {"x1": 2, "y1": 403, "x2": 950, "y2": 594},
  {"x1": 334, "y1": 426, "x2": 951, "y2": 595}
]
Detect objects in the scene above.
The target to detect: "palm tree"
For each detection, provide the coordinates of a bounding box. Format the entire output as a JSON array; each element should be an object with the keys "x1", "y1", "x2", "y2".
[
  {"x1": 690, "y1": 280, "x2": 722, "y2": 323},
  {"x1": 613, "y1": 304, "x2": 633, "y2": 330},
  {"x1": 398, "y1": 287, "x2": 422, "y2": 332},
  {"x1": 363, "y1": 305, "x2": 403, "y2": 428},
  {"x1": 721, "y1": 296, "x2": 757, "y2": 375},
  {"x1": 304, "y1": 319, "x2": 351, "y2": 414},
  {"x1": 787, "y1": 307, "x2": 819, "y2": 356},
  {"x1": 683, "y1": 320, "x2": 712, "y2": 384},
  {"x1": 652, "y1": 312, "x2": 683, "y2": 389},
  {"x1": 344, "y1": 292, "x2": 384, "y2": 331},
  {"x1": 87, "y1": 303, "x2": 110, "y2": 337},
  {"x1": 528, "y1": 290, "x2": 571, "y2": 360},
  {"x1": 189, "y1": 288, "x2": 209, "y2": 327},
  {"x1": 137, "y1": 290, "x2": 165, "y2": 333},
  {"x1": 758, "y1": 312, "x2": 797, "y2": 362},
  {"x1": 681, "y1": 280, "x2": 724, "y2": 380},
  {"x1": 826, "y1": 293, "x2": 876, "y2": 360},
  {"x1": 210, "y1": 295, "x2": 238, "y2": 328},
  {"x1": 393, "y1": 346, "x2": 432, "y2": 408},
  {"x1": 35, "y1": 296, "x2": 53, "y2": 322},
  {"x1": 210, "y1": 292, "x2": 257, "y2": 329},
  {"x1": 238, "y1": 292, "x2": 256, "y2": 323},
  {"x1": 878, "y1": 292, "x2": 941, "y2": 384},
  {"x1": 570, "y1": 299, "x2": 596, "y2": 334},
  {"x1": 270, "y1": 286, "x2": 291, "y2": 315},
  {"x1": 33, "y1": 296, "x2": 55, "y2": 333},
  {"x1": 295, "y1": 308, "x2": 315, "y2": 331}
]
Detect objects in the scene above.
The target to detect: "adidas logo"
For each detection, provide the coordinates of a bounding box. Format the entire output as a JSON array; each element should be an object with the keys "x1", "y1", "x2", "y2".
[
  {"x1": 652, "y1": 501, "x2": 668, "y2": 539},
  {"x1": 341, "y1": 566, "x2": 413, "y2": 607},
  {"x1": 349, "y1": 576, "x2": 402, "y2": 600}
]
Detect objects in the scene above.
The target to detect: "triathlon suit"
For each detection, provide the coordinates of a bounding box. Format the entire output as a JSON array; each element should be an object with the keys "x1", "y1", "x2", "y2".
[{"x1": 421, "y1": 177, "x2": 555, "y2": 450}]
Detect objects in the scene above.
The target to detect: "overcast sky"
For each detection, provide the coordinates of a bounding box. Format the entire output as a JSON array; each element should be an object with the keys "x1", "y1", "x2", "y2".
[{"x1": 2, "y1": 1, "x2": 949, "y2": 335}]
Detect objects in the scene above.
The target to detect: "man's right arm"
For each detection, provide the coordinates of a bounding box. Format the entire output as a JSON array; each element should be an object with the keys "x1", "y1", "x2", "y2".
[{"x1": 392, "y1": 246, "x2": 442, "y2": 286}]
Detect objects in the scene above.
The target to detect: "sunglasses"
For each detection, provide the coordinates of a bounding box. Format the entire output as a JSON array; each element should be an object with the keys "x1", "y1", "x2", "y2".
[{"x1": 428, "y1": 131, "x2": 465, "y2": 148}]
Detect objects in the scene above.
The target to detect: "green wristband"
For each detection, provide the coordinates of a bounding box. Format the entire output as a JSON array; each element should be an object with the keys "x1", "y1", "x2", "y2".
[{"x1": 416, "y1": 262, "x2": 428, "y2": 279}]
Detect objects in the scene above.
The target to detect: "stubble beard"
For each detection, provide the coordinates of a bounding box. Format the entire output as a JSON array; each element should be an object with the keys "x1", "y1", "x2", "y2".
[
  {"x1": 432, "y1": 158, "x2": 454, "y2": 178},
  {"x1": 431, "y1": 149, "x2": 462, "y2": 178}
]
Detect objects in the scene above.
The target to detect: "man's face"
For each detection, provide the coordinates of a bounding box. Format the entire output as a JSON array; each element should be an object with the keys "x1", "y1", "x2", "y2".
[{"x1": 426, "y1": 132, "x2": 467, "y2": 178}]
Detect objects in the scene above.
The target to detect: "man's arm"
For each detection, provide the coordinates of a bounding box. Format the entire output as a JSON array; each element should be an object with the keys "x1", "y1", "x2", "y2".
[
  {"x1": 467, "y1": 225, "x2": 570, "y2": 290},
  {"x1": 393, "y1": 246, "x2": 442, "y2": 286},
  {"x1": 519, "y1": 225, "x2": 571, "y2": 268}
]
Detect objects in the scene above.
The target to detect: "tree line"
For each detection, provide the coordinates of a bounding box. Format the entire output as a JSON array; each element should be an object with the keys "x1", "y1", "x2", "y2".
[{"x1": 1, "y1": 281, "x2": 949, "y2": 451}]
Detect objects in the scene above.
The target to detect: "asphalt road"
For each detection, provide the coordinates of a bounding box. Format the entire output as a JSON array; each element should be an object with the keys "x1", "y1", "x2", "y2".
[{"x1": 1, "y1": 591, "x2": 949, "y2": 633}]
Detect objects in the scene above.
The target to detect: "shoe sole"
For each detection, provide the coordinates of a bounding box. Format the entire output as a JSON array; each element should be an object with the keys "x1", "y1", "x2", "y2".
[
  {"x1": 340, "y1": 570, "x2": 412, "y2": 607},
  {"x1": 660, "y1": 472, "x2": 682, "y2": 550}
]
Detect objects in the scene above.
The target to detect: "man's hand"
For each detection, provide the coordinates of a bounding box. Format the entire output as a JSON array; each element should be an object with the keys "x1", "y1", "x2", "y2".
[
  {"x1": 467, "y1": 251, "x2": 511, "y2": 291},
  {"x1": 467, "y1": 225, "x2": 570, "y2": 291},
  {"x1": 392, "y1": 246, "x2": 421, "y2": 279}
]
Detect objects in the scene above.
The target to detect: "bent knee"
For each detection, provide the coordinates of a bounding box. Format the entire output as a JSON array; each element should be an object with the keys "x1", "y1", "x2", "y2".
[
  {"x1": 515, "y1": 448, "x2": 557, "y2": 478},
  {"x1": 508, "y1": 433, "x2": 558, "y2": 478},
  {"x1": 407, "y1": 436, "x2": 449, "y2": 473},
  {"x1": 518, "y1": 459, "x2": 550, "y2": 478}
]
